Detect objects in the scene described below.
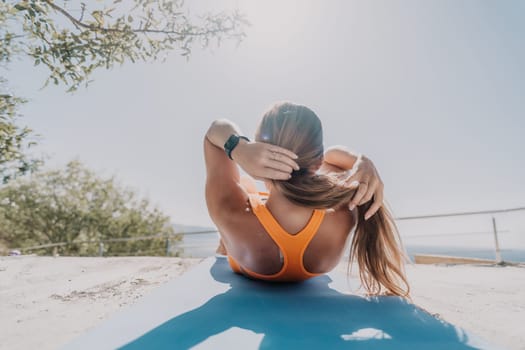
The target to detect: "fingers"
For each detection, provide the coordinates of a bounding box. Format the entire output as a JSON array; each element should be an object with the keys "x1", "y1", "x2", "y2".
[
  {"x1": 365, "y1": 186, "x2": 384, "y2": 220},
  {"x1": 267, "y1": 151, "x2": 300, "y2": 171},
  {"x1": 344, "y1": 172, "x2": 359, "y2": 188},
  {"x1": 260, "y1": 157, "x2": 298, "y2": 180},
  {"x1": 261, "y1": 167, "x2": 292, "y2": 181},
  {"x1": 269, "y1": 145, "x2": 298, "y2": 161},
  {"x1": 345, "y1": 180, "x2": 359, "y2": 190},
  {"x1": 360, "y1": 180, "x2": 377, "y2": 205},
  {"x1": 347, "y1": 179, "x2": 385, "y2": 220},
  {"x1": 266, "y1": 159, "x2": 294, "y2": 174},
  {"x1": 349, "y1": 182, "x2": 368, "y2": 210}
]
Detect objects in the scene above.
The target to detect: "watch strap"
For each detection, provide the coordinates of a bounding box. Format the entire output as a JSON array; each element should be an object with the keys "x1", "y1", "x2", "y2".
[{"x1": 224, "y1": 134, "x2": 250, "y2": 160}]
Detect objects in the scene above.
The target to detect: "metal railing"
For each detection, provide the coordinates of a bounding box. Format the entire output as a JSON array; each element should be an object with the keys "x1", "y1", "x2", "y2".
[
  {"x1": 7, "y1": 207, "x2": 525, "y2": 261},
  {"x1": 395, "y1": 206, "x2": 525, "y2": 263},
  {"x1": 10, "y1": 232, "x2": 186, "y2": 257}
]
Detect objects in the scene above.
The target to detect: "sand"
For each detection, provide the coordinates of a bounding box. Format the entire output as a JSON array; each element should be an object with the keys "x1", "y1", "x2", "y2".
[
  {"x1": 1, "y1": 256, "x2": 523, "y2": 350},
  {"x1": 0, "y1": 256, "x2": 202, "y2": 350},
  {"x1": 404, "y1": 263, "x2": 525, "y2": 350}
]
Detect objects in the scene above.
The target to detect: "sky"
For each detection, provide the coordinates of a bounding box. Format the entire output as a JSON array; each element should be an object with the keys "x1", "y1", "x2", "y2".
[{"x1": 6, "y1": 1, "x2": 525, "y2": 248}]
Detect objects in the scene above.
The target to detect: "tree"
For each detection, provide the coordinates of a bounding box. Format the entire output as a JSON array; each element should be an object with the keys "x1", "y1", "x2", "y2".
[
  {"x1": 0, "y1": 80, "x2": 41, "y2": 184},
  {"x1": 0, "y1": 0, "x2": 247, "y2": 181},
  {"x1": 0, "y1": 160, "x2": 181, "y2": 256}
]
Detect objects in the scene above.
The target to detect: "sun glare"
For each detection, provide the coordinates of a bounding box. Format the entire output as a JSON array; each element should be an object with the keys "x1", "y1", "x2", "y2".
[{"x1": 238, "y1": 1, "x2": 321, "y2": 49}]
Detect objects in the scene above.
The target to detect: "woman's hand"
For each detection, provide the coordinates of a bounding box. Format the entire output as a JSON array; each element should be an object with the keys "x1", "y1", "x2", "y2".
[
  {"x1": 232, "y1": 140, "x2": 300, "y2": 181},
  {"x1": 344, "y1": 155, "x2": 384, "y2": 220}
]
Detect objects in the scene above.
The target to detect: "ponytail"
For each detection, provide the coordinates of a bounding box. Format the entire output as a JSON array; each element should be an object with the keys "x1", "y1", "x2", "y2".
[
  {"x1": 273, "y1": 172, "x2": 354, "y2": 209},
  {"x1": 351, "y1": 202, "x2": 410, "y2": 297},
  {"x1": 273, "y1": 173, "x2": 410, "y2": 297}
]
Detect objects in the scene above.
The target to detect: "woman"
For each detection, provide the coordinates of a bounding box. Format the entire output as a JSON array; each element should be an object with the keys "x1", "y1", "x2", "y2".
[{"x1": 204, "y1": 102, "x2": 409, "y2": 297}]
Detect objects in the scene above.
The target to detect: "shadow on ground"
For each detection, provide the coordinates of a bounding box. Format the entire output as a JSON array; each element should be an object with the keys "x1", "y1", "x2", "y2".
[{"x1": 119, "y1": 257, "x2": 487, "y2": 350}]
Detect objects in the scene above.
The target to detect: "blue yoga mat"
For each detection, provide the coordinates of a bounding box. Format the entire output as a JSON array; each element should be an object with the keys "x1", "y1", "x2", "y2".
[{"x1": 62, "y1": 257, "x2": 504, "y2": 350}]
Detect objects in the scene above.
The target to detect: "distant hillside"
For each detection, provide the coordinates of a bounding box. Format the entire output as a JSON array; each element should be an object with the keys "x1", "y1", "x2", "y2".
[{"x1": 172, "y1": 223, "x2": 217, "y2": 234}]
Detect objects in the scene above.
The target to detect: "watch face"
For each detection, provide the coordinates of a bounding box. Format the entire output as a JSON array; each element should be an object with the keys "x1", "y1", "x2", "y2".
[
  {"x1": 224, "y1": 135, "x2": 249, "y2": 159},
  {"x1": 224, "y1": 134, "x2": 240, "y2": 159},
  {"x1": 224, "y1": 135, "x2": 239, "y2": 151}
]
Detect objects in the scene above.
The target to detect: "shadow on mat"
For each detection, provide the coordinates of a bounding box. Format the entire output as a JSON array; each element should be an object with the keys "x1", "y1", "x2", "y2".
[{"x1": 119, "y1": 257, "x2": 480, "y2": 350}]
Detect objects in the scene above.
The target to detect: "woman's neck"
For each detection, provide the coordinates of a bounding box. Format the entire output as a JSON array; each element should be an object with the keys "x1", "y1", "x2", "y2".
[
  {"x1": 264, "y1": 187, "x2": 315, "y2": 234},
  {"x1": 265, "y1": 189, "x2": 297, "y2": 211}
]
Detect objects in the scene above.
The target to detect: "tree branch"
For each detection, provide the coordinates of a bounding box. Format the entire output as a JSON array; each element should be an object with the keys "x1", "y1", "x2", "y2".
[
  {"x1": 1, "y1": 34, "x2": 26, "y2": 42},
  {"x1": 43, "y1": 0, "x2": 237, "y2": 37}
]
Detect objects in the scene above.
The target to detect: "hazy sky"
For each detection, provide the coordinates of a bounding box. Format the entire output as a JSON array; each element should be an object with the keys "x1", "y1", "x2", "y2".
[{"x1": 7, "y1": 0, "x2": 525, "y2": 233}]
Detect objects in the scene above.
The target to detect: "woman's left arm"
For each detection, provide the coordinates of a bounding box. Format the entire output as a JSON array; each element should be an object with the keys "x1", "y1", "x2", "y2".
[{"x1": 204, "y1": 119, "x2": 299, "y2": 219}]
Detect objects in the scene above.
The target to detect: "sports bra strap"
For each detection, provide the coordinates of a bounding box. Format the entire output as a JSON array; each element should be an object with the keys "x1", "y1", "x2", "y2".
[{"x1": 247, "y1": 193, "x2": 325, "y2": 280}]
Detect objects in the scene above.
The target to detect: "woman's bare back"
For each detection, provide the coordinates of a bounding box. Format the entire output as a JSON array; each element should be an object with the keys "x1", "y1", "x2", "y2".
[{"x1": 215, "y1": 179, "x2": 356, "y2": 276}]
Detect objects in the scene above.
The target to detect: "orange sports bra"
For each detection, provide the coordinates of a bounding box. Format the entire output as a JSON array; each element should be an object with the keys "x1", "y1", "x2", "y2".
[{"x1": 227, "y1": 192, "x2": 326, "y2": 282}]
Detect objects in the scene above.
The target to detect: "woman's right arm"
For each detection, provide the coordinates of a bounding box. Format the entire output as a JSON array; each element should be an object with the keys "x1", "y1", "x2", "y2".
[{"x1": 322, "y1": 145, "x2": 360, "y2": 171}]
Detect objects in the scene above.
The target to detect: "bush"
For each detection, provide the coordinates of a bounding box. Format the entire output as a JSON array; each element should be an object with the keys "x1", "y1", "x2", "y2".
[{"x1": 0, "y1": 160, "x2": 179, "y2": 256}]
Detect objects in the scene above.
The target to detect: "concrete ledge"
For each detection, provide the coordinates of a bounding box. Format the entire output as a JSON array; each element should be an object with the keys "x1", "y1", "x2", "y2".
[{"x1": 414, "y1": 254, "x2": 497, "y2": 265}]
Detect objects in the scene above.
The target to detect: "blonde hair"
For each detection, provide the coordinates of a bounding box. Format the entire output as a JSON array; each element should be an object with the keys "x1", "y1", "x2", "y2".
[{"x1": 256, "y1": 102, "x2": 410, "y2": 297}]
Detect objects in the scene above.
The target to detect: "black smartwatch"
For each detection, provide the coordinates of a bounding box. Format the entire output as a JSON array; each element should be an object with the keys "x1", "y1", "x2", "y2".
[{"x1": 224, "y1": 134, "x2": 250, "y2": 160}]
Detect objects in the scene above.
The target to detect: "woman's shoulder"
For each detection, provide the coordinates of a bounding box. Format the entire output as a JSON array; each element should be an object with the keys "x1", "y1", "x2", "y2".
[
  {"x1": 321, "y1": 205, "x2": 357, "y2": 235},
  {"x1": 208, "y1": 176, "x2": 261, "y2": 227}
]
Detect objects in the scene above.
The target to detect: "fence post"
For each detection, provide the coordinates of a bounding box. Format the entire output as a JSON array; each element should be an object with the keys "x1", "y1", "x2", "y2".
[
  {"x1": 165, "y1": 237, "x2": 170, "y2": 256},
  {"x1": 98, "y1": 242, "x2": 104, "y2": 257},
  {"x1": 491, "y1": 217, "x2": 502, "y2": 263}
]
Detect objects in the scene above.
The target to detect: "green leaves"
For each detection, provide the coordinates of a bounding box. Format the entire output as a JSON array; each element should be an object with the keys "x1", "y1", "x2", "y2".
[
  {"x1": 13, "y1": 4, "x2": 26, "y2": 11},
  {"x1": 0, "y1": 0, "x2": 248, "y2": 189},
  {"x1": 5, "y1": 0, "x2": 248, "y2": 92},
  {"x1": 91, "y1": 11, "x2": 104, "y2": 26},
  {"x1": 0, "y1": 82, "x2": 41, "y2": 184},
  {"x1": 0, "y1": 160, "x2": 176, "y2": 256}
]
